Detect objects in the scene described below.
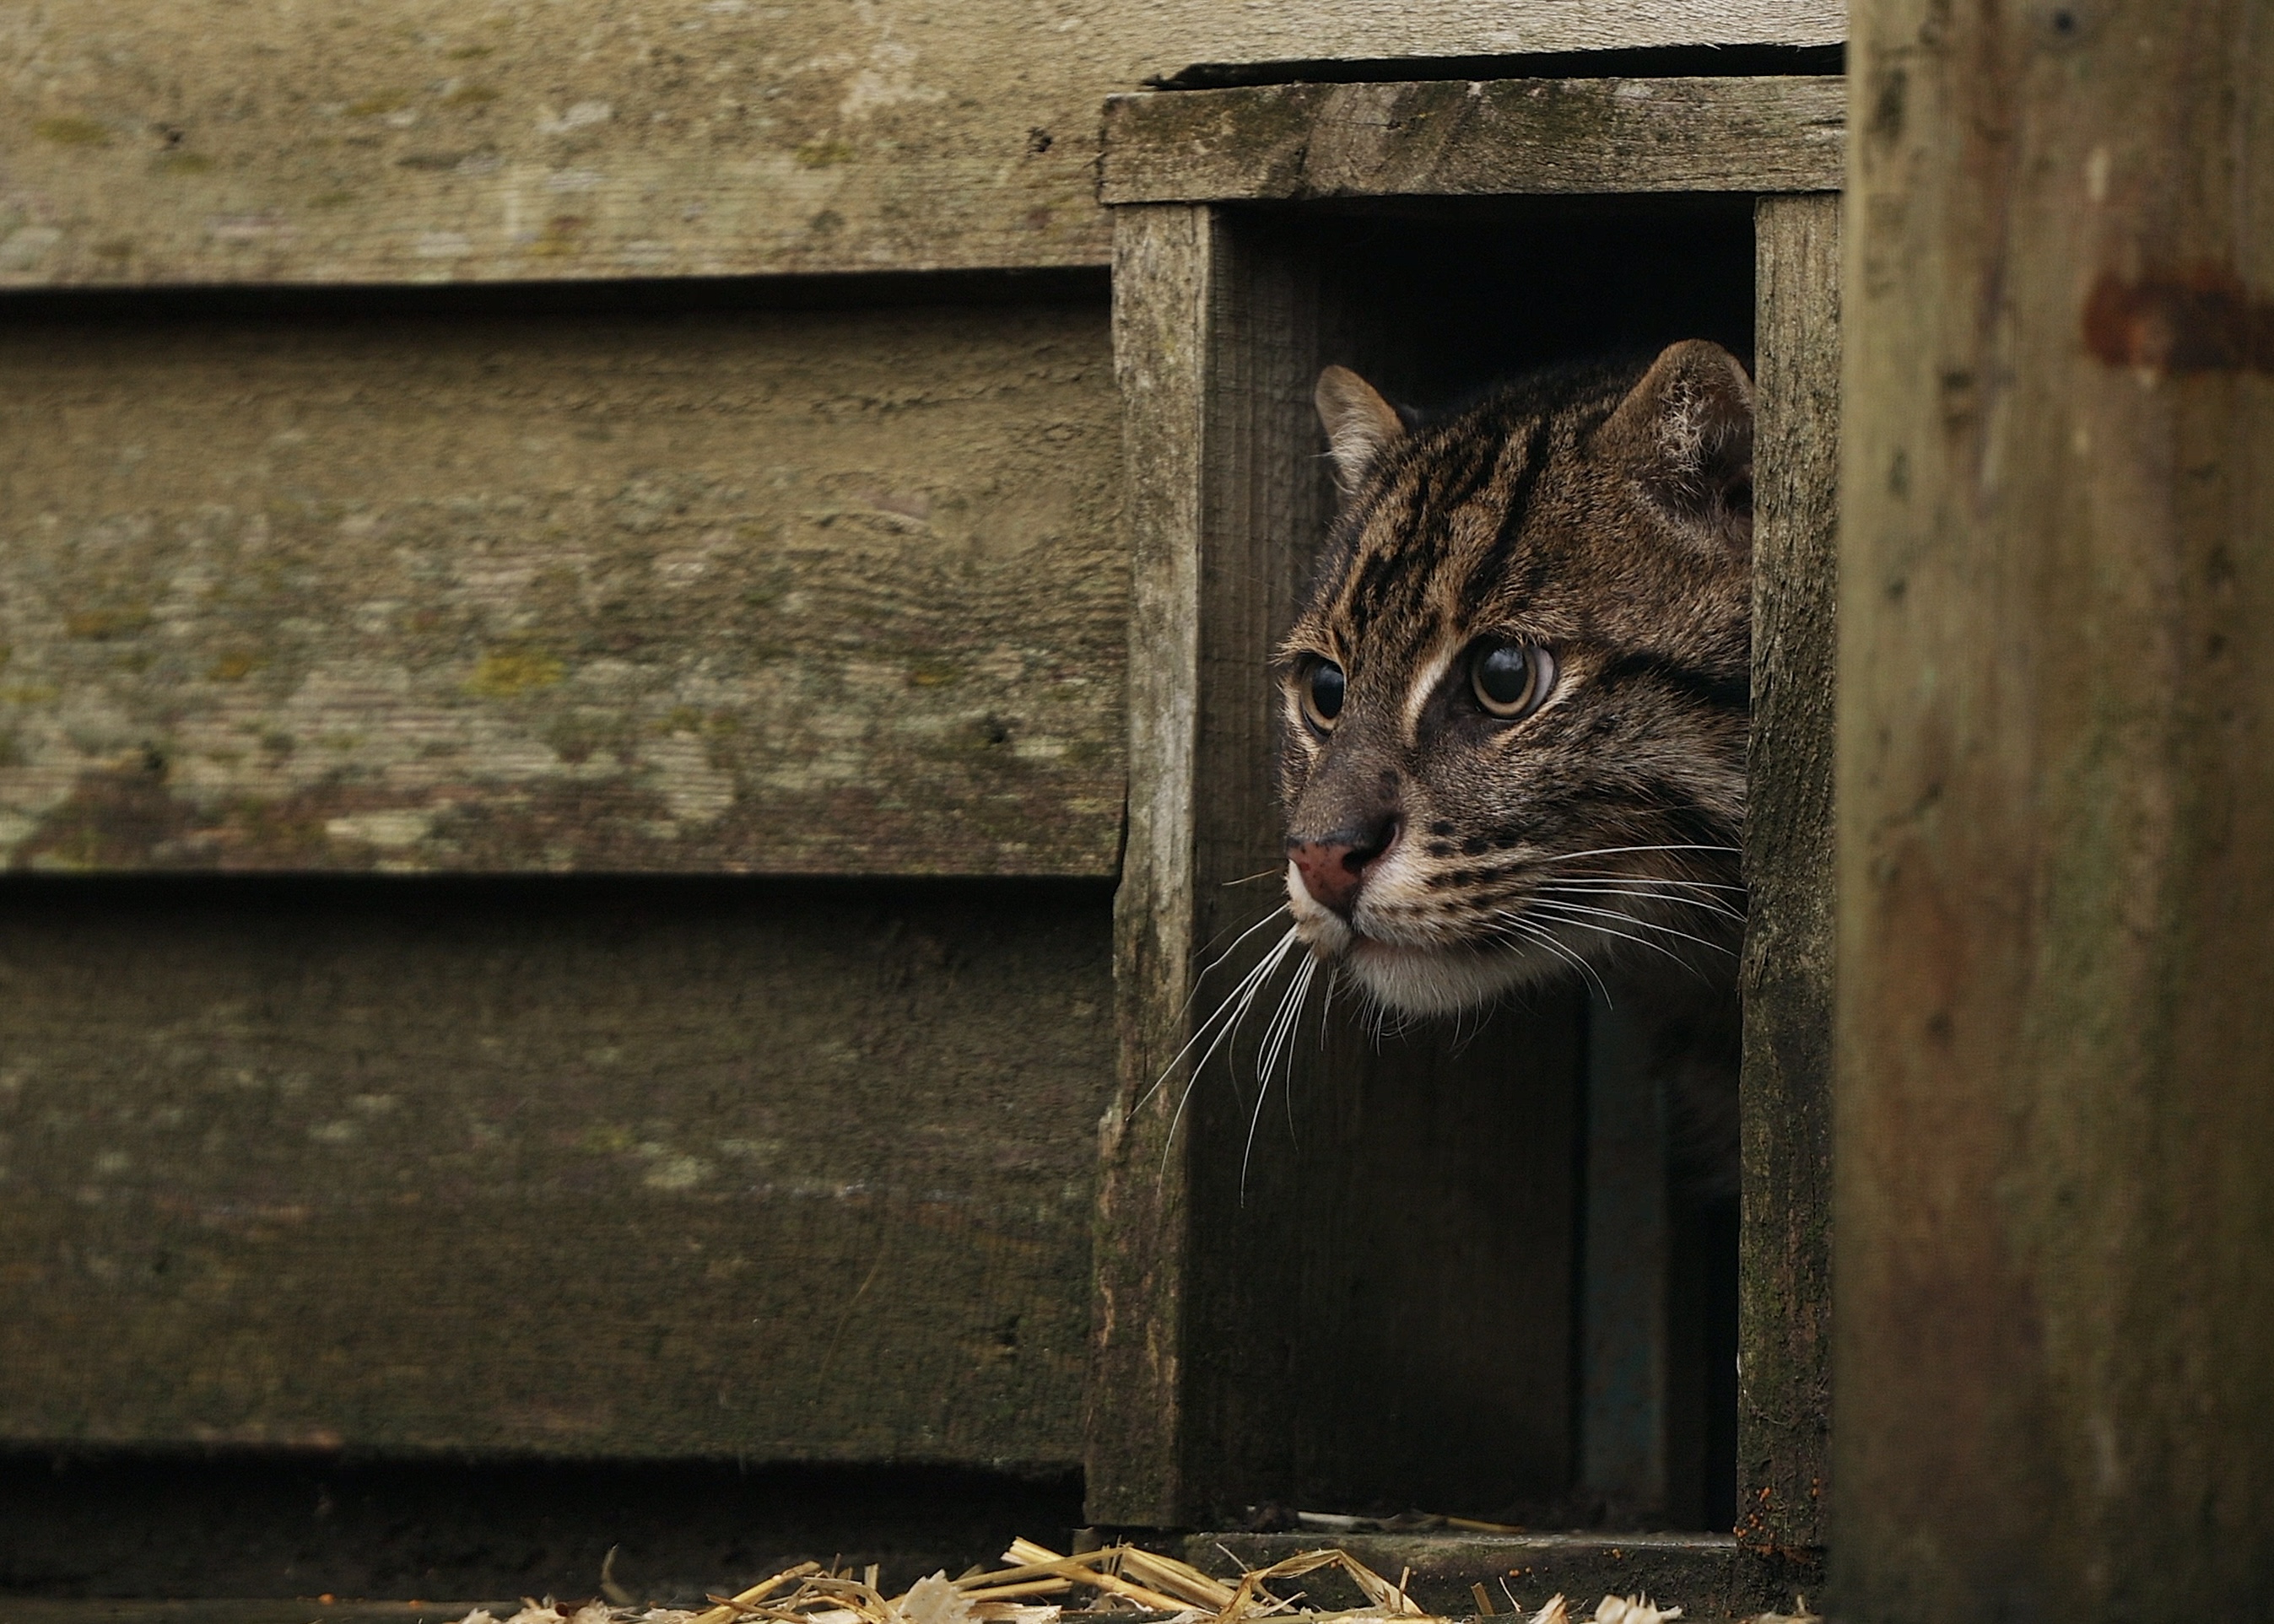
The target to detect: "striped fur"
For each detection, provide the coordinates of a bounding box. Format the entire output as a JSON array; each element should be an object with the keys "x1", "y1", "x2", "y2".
[{"x1": 1281, "y1": 343, "x2": 1753, "y2": 1190}]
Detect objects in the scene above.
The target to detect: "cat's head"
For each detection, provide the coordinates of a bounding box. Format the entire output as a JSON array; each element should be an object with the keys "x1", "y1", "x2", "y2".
[{"x1": 1278, "y1": 342, "x2": 1754, "y2": 1015}]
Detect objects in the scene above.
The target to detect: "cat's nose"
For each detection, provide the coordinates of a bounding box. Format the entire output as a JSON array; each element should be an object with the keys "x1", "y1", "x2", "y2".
[{"x1": 1288, "y1": 817, "x2": 1398, "y2": 915}]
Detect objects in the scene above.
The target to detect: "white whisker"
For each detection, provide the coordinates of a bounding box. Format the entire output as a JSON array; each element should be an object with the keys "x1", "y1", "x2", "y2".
[
  {"x1": 1154, "y1": 928, "x2": 1307, "y2": 1175},
  {"x1": 1186, "y1": 903, "x2": 1297, "y2": 1012},
  {"x1": 1526, "y1": 896, "x2": 1740, "y2": 958},
  {"x1": 1138, "y1": 923, "x2": 1299, "y2": 1119},
  {"x1": 1520, "y1": 902, "x2": 1715, "y2": 978},
  {"x1": 1243, "y1": 952, "x2": 1318, "y2": 1200},
  {"x1": 1538, "y1": 882, "x2": 1746, "y2": 924},
  {"x1": 1547, "y1": 874, "x2": 1747, "y2": 893},
  {"x1": 1493, "y1": 910, "x2": 1613, "y2": 1005},
  {"x1": 1530, "y1": 842, "x2": 1741, "y2": 865}
]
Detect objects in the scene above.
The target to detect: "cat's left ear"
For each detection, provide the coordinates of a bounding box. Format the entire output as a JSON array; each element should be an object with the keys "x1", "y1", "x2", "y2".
[
  {"x1": 1315, "y1": 365, "x2": 1406, "y2": 494},
  {"x1": 1601, "y1": 340, "x2": 1754, "y2": 552}
]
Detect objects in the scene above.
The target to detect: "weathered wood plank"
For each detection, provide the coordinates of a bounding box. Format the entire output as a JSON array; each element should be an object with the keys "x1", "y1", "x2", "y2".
[
  {"x1": 0, "y1": 876, "x2": 1110, "y2": 1462},
  {"x1": 1736, "y1": 192, "x2": 1837, "y2": 1562},
  {"x1": 1091, "y1": 203, "x2": 1338, "y2": 1527},
  {"x1": 1838, "y1": 0, "x2": 2274, "y2": 1616},
  {"x1": 0, "y1": 298, "x2": 1125, "y2": 876},
  {"x1": 1100, "y1": 78, "x2": 1845, "y2": 205},
  {"x1": 0, "y1": 3, "x2": 1842, "y2": 289},
  {"x1": 1091, "y1": 202, "x2": 1217, "y2": 1529}
]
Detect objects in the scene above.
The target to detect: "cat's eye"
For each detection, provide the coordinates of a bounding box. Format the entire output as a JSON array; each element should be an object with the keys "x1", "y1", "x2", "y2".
[
  {"x1": 1300, "y1": 660, "x2": 1346, "y2": 731},
  {"x1": 1471, "y1": 642, "x2": 1556, "y2": 720}
]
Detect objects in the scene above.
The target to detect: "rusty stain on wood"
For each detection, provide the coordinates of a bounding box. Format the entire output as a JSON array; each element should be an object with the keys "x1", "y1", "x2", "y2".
[
  {"x1": 2081, "y1": 266, "x2": 2274, "y2": 374},
  {"x1": 0, "y1": 301, "x2": 1126, "y2": 875},
  {"x1": 1100, "y1": 78, "x2": 1846, "y2": 206}
]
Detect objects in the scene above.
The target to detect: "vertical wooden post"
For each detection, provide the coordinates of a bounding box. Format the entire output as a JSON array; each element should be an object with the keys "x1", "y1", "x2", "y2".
[
  {"x1": 1090, "y1": 204, "x2": 1325, "y2": 1526},
  {"x1": 1739, "y1": 192, "x2": 1840, "y2": 1569},
  {"x1": 1839, "y1": 3, "x2": 2274, "y2": 1616},
  {"x1": 1090, "y1": 202, "x2": 1210, "y2": 1530}
]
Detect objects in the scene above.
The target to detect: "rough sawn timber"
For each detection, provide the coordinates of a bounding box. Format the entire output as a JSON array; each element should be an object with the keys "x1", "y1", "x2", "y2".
[
  {"x1": 1100, "y1": 77, "x2": 1845, "y2": 204},
  {"x1": 0, "y1": 297, "x2": 1124, "y2": 876},
  {"x1": 1090, "y1": 202, "x2": 1332, "y2": 1526},
  {"x1": 0, "y1": 2, "x2": 1843, "y2": 289},
  {"x1": 1737, "y1": 192, "x2": 1838, "y2": 1567},
  {"x1": 1838, "y1": 0, "x2": 2274, "y2": 1616},
  {"x1": 0, "y1": 875, "x2": 1111, "y2": 1463}
]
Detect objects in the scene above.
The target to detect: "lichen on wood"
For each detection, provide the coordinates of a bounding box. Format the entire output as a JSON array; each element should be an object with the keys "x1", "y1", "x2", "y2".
[
  {"x1": 1100, "y1": 78, "x2": 1846, "y2": 206},
  {"x1": 0, "y1": 300, "x2": 1126, "y2": 875},
  {"x1": 0, "y1": 2, "x2": 1843, "y2": 289}
]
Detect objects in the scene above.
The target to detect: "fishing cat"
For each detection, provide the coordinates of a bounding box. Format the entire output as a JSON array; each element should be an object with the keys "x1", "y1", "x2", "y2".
[{"x1": 1278, "y1": 342, "x2": 1753, "y2": 1194}]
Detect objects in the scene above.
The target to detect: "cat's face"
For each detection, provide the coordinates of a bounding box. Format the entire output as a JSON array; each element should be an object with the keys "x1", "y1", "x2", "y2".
[{"x1": 1278, "y1": 343, "x2": 1754, "y2": 1015}]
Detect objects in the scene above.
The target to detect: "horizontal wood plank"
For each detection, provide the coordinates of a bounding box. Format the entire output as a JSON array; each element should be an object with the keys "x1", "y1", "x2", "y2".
[
  {"x1": 1101, "y1": 77, "x2": 1846, "y2": 204},
  {"x1": 0, "y1": 876, "x2": 1111, "y2": 1463},
  {"x1": 0, "y1": 299, "x2": 1125, "y2": 876},
  {"x1": 0, "y1": 3, "x2": 1846, "y2": 289}
]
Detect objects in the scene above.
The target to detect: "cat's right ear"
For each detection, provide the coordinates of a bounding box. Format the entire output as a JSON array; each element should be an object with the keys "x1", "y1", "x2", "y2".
[
  {"x1": 1315, "y1": 366, "x2": 1404, "y2": 494},
  {"x1": 1601, "y1": 340, "x2": 1755, "y2": 553}
]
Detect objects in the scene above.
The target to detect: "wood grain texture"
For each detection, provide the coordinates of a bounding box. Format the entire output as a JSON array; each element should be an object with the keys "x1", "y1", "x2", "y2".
[
  {"x1": 1100, "y1": 78, "x2": 1845, "y2": 205},
  {"x1": 0, "y1": 299, "x2": 1125, "y2": 876},
  {"x1": 0, "y1": 2, "x2": 1841, "y2": 289},
  {"x1": 1090, "y1": 202, "x2": 1218, "y2": 1528},
  {"x1": 1839, "y1": 0, "x2": 2274, "y2": 1615},
  {"x1": 0, "y1": 876, "x2": 1111, "y2": 1463},
  {"x1": 1091, "y1": 203, "x2": 1333, "y2": 1526},
  {"x1": 1736, "y1": 192, "x2": 1837, "y2": 1561}
]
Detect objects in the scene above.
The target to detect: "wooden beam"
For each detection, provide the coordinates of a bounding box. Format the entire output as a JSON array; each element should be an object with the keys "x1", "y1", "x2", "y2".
[
  {"x1": 1839, "y1": 0, "x2": 2274, "y2": 1614},
  {"x1": 1090, "y1": 202, "x2": 1324, "y2": 1525},
  {"x1": 1737, "y1": 192, "x2": 1838, "y2": 1567},
  {"x1": 1089, "y1": 202, "x2": 1214, "y2": 1527},
  {"x1": 1100, "y1": 78, "x2": 1845, "y2": 206},
  {"x1": 0, "y1": 2, "x2": 1842, "y2": 290},
  {"x1": 0, "y1": 299, "x2": 1124, "y2": 877}
]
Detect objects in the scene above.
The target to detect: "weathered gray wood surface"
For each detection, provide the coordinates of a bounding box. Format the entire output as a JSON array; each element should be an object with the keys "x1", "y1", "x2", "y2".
[
  {"x1": 0, "y1": 298, "x2": 1124, "y2": 875},
  {"x1": 0, "y1": 3, "x2": 1842, "y2": 289},
  {"x1": 1737, "y1": 192, "x2": 1837, "y2": 1561},
  {"x1": 1839, "y1": 0, "x2": 2274, "y2": 1616},
  {"x1": 1091, "y1": 202, "x2": 1277, "y2": 1527},
  {"x1": 1103, "y1": 78, "x2": 1845, "y2": 205},
  {"x1": 0, "y1": 877, "x2": 1110, "y2": 1461}
]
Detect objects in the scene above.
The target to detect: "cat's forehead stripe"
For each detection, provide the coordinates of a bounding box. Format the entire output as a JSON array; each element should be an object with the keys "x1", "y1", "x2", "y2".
[
  {"x1": 1458, "y1": 415, "x2": 1557, "y2": 618},
  {"x1": 1328, "y1": 411, "x2": 1558, "y2": 658}
]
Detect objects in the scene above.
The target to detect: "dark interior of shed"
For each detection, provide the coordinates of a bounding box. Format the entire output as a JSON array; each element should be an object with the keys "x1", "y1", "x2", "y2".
[{"x1": 1174, "y1": 194, "x2": 1755, "y2": 1533}]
